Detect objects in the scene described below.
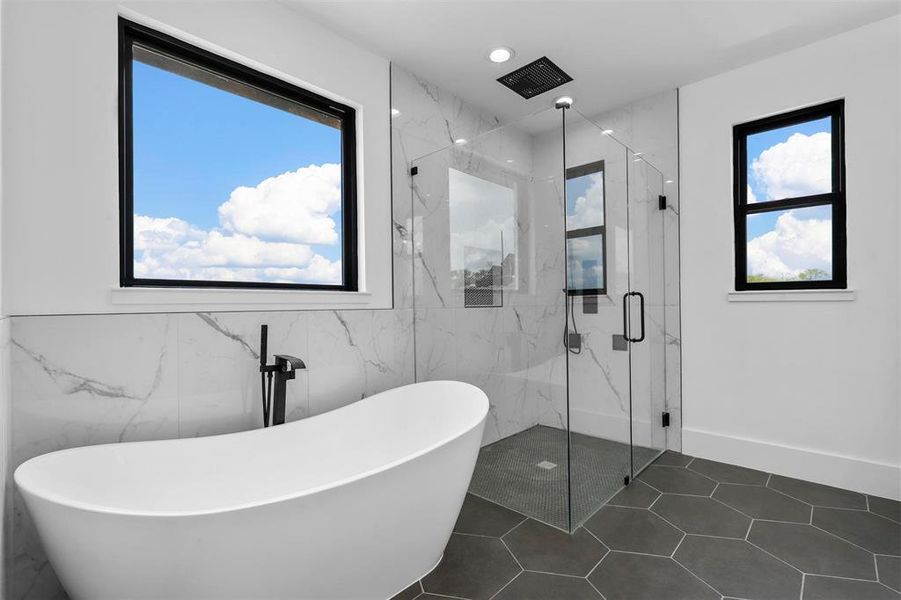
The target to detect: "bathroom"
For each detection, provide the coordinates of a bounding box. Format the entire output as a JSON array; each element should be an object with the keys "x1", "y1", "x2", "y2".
[{"x1": 1, "y1": 1, "x2": 899, "y2": 599}]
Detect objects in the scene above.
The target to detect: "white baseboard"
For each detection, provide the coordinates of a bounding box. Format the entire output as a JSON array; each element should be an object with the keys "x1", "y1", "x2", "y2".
[{"x1": 683, "y1": 427, "x2": 901, "y2": 501}]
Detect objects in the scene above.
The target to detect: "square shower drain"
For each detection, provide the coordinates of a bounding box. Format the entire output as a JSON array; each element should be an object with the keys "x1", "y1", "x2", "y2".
[{"x1": 536, "y1": 460, "x2": 558, "y2": 470}]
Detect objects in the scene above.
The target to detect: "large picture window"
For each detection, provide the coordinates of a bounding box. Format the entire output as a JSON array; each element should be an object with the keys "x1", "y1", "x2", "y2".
[
  {"x1": 566, "y1": 160, "x2": 607, "y2": 295},
  {"x1": 733, "y1": 100, "x2": 846, "y2": 290},
  {"x1": 119, "y1": 19, "x2": 357, "y2": 290}
]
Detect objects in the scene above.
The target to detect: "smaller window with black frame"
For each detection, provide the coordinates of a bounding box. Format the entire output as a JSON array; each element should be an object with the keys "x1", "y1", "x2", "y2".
[
  {"x1": 565, "y1": 160, "x2": 607, "y2": 295},
  {"x1": 733, "y1": 100, "x2": 846, "y2": 290},
  {"x1": 119, "y1": 19, "x2": 357, "y2": 291}
]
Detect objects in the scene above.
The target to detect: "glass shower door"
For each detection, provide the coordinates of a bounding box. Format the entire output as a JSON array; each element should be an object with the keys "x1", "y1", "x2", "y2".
[{"x1": 625, "y1": 151, "x2": 668, "y2": 476}]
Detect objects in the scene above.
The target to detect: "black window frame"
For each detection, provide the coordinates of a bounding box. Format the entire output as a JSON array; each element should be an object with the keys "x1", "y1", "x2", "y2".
[
  {"x1": 565, "y1": 159, "x2": 607, "y2": 296},
  {"x1": 118, "y1": 18, "x2": 358, "y2": 291},
  {"x1": 733, "y1": 99, "x2": 846, "y2": 291}
]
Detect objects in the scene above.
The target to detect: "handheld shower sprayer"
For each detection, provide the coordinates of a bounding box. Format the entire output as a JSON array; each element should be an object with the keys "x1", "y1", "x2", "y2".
[{"x1": 259, "y1": 324, "x2": 306, "y2": 427}]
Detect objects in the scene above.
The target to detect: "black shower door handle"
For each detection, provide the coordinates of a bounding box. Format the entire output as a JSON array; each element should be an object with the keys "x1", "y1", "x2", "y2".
[
  {"x1": 632, "y1": 291, "x2": 646, "y2": 343},
  {"x1": 622, "y1": 291, "x2": 646, "y2": 343}
]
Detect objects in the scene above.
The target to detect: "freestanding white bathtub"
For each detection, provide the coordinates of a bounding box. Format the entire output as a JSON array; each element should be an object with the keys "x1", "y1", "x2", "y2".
[{"x1": 15, "y1": 380, "x2": 488, "y2": 600}]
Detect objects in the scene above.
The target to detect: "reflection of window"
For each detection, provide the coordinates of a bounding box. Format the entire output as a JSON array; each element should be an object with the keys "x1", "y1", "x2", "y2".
[
  {"x1": 119, "y1": 19, "x2": 358, "y2": 290},
  {"x1": 565, "y1": 160, "x2": 606, "y2": 295},
  {"x1": 733, "y1": 100, "x2": 846, "y2": 290},
  {"x1": 448, "y1": 168, "x2": 516, "y2": 307}
]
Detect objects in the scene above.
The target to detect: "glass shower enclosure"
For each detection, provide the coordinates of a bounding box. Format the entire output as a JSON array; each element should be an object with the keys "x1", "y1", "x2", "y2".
[{"x1": 410, "y1": 105, "x2": 671, "y2": 532}]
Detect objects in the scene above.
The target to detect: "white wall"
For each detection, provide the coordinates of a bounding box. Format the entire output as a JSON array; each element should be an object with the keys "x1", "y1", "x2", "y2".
[
  {"x1": 1, "y1": 1, "x2": 392, "y2": 315},
  {"x1": 680, "y1": 16, "x2": 901, "y2": 499}
]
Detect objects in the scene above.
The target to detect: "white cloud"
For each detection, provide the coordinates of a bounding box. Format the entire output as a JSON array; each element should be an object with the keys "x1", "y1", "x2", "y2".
[
  {"x1": 134, "y1": 215, "x2": 341, "y2": 284},
  {"x1": 218, "y1": 163, "x2": 342, "y2": 244},
  {"x1": 747, "y1": 185, "x2": 758, "y2": 204},
  {"x1": 567, "y1": 173, "x2": 604, "y2": 230},
  {"x1": 747, "y1": 210, "x2": 831, "y2": 279},
  {"x1": 751, "y1": 132, "x2": 830, "y2": 200}
]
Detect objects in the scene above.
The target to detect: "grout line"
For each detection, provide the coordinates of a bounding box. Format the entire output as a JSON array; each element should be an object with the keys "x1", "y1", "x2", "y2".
[
  {"x1": 744, "y1": 518, "x2": 754, "y2": 540},
  {"x1": 808, "y1": 522, "x2": 885, "y2": 556},
  {"x1": 707, "y1": 495, "x2": 758, "y2": 521},
  {"x1": 453, "y1": 531, "x2": 502, "y2": 540},
  {"x1": 487, "y1": 570, "x2": 521, "y2": 600},
  {"x1": 744, "y1": 538, "x2": 806, "y2": 575},
  {"x1": 499, "y1": 538, "x2": 525, "y2": 572},
  {"x1": 522, "y1": 569, "x2": 585, "y2": 579},
  {"x1": 799, "y1": 573, "x2": 805, "y2": 600},
  {"x1": 669, "y1": 546, "x2": 729, "y2": 598},
  {"x1": 585, "y1": 576, "x2": 608, "y2": 600},
  {"x1": 417, "y1": 591, "x2": 471, "y2": 600},
  {"x1": 766, "y1": 473, "x2": 772, "y2": 486},
  {"x1": 670, "y1": 532, "x2": 687, "y2": 557},
  {"x1": 584, "y1": 549, "x2": 610, "y2": 582},
  {"x1": 499, "y1": 516, "x2": 530, "y2": 539}
]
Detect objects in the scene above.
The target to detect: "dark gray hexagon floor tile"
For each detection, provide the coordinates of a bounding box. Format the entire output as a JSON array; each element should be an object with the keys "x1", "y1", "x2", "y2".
[
  {"x1": 714, "y1": 483, "x2": 812, "y2": 522},
  {"x1": 454, "y1": 493, "x2": 525, "y2": 537},
  {"x1": 749, "y1": 521, "x2": 876, "y2": 579},
  {"x1": 814, "y1": 508, "x2": 901, "y2": 556},
  {"x1": 608, "y1": 480, "x2": 660, "y2": 508},
  {"x1": 390, "y1": 581, "x2": 422, "y2": 600},
  {"x1": 503, "y1": 519, "x2": 607, "y2": 577},
  {"x1": 803, "y1": 575, "x2": 901, "y2": 600},
  {"x1": 870, "y1": 496, "x2": 901, "y2": 524},
  {"x1": 688, "y1": 458, "x2": 769, "y2": 485},
  {"x1": 638, "y1": 466, "x2": 716, "y2": 495},
  {"x1": 878, "y1": 555, "x2": 901, "y2": 593},
  {"x1": 652, "y1": 494, "x2": 751, "y2": 538},
  {"x1": 588, "y1": 552, "x2": 719, "y2": 600},
  {"x1": 653, "y1": 450, "x2": 693, "y2": 467},
  {"x1": 421, "y1": 533, "x2": 520, "y2": 600},
  {"x1": 583, "y1": 506, "x2": 683, "y2": 556},
  {"x1": 492, "y1": 571, "x2": 602, "y2": 600},
  {"x1": 769, "y1": 475, "x2": 867, "y2": 509},
  {"x1": 674, "y1": 535, "x2": 803, "y2": 600}
]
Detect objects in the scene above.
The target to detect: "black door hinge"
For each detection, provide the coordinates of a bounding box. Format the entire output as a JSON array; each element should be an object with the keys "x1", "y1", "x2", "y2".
[
  {"x1": 410, "y1": 166, "x2": 419, "y2": 176},
  {"x1": 662, "y1": 411, "x2": 671, "y2": 427},
  {"x1": 658, "y1": 195, "x2": 667, "y2": 210}
]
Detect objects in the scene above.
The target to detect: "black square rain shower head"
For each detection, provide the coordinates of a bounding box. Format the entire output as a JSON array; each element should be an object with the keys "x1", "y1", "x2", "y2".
[{"x1": 497, "y1": 56, "x2": 573, "y2": 100}]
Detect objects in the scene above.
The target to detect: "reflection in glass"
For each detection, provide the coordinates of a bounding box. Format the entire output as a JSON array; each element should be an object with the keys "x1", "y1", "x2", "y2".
[
  {"x1": 567, "y1": 235, "x2": 604, "y2": 291},
  {"x1": 448, "y1": 168, "x2": 516, "y2": 305},
  {"x1": 746, "y1": 205, "x2": 832, "y2": 282},
  {"x1": 746, "y1": 117, "x2": 832, "y2": 203}
]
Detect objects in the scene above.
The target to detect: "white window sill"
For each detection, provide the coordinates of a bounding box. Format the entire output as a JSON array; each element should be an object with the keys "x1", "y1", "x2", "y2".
[
  {"x1": 110, "y1": 287, "x2": 377, "y2": 312},
  {"x1": 727, "y1": 289, "x2": 856, "y2": 302}
]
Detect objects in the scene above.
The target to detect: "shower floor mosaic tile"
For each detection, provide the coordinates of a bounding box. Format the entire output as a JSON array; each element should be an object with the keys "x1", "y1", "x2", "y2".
[
  {"x1": 468, "y1": 425, "x2": 661, "y2": 530},
  {"x1": 393, "y1": 451, "x2": 901, "y2": 600}
]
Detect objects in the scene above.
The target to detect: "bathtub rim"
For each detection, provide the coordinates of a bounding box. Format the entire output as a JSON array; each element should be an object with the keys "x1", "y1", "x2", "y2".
[{"x1": 15, "y1": 380, "x2": 488, "y2": 519}]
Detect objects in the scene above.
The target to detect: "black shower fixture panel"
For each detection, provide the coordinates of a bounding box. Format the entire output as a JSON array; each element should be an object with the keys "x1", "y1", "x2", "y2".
[{"x1": 497, "y1": 56, "x2": 573, "y2": 99}]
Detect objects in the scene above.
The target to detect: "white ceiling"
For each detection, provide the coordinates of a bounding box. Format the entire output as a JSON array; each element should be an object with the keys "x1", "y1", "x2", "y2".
[{"x1": 286, "y1": 0, "x2": 901, "y2": 121}]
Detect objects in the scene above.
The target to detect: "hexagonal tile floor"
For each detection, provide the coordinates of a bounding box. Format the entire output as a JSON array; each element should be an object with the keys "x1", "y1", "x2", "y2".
[{"x1": 394, "y1": 452, "x2": 901, "y2": 600}]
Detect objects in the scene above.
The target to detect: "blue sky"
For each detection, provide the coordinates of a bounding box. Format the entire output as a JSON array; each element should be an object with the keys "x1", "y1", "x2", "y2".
[
  {"x1": 745, "y1": 117, "x2": 831, "y2": 240},
  {"x1": 132, "y1": 59, "x2": 344, "y2": 268}
]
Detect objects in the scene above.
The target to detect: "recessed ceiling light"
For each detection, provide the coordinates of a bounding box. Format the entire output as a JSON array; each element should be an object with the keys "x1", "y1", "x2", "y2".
[
  {"x1": 665, "y1": 179, "x2": 674, "y2": 184},
  {"x1": 488, "y1": 47, "x2": 515, "y2": 63},
  {"x1": 391, "y1": 108, "x2": 400, "y2": 117},
  {"x1": 506, "y1": 159, "x2": 515, "y2": 163},
  {"x1": 454, "y1": 138, "x2": 468, "y2": 145},
  {"x1": 602, "y1": 129, "x2": 614, "y2": 135}
]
